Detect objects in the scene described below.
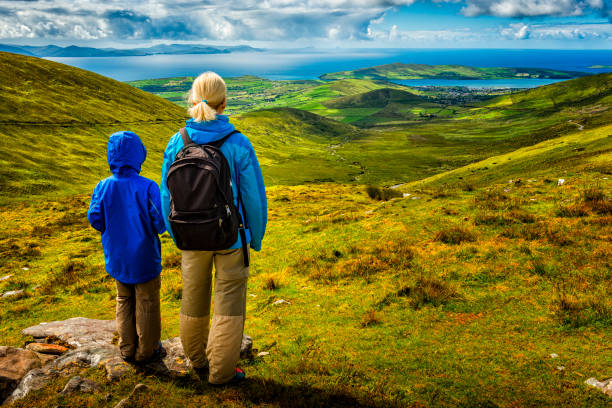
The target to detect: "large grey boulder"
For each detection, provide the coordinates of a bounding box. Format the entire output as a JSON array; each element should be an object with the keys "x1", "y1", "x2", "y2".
[
  {"x1": 22, "y1": 317, "x2": 117, "y2": 348},
  {"x1": 4, "y1": 317, "x2": 254, "y2": 404}
]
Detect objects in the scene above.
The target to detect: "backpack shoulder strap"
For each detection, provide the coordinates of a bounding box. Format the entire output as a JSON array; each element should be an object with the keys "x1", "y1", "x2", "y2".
[
  {"x1": 179, "y1": 128, "x2": 193, "y2": 147},
  {"x1": 208, "y1": 129, "x2": 241, "y2": 148}
]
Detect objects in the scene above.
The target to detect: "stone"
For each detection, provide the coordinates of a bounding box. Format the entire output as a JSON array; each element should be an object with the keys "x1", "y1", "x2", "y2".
[
  {"x1": 558, "y1": 178, "x2": 565, "y2": 186},
  {"x1": 257, "y1": 351, "x2": 270, "y2": 357},
  {"x1": 60, "y1": 375, "x2": 102, "y2": 395},
  {"x1": 4, "y1": 368, "x2": 53, "y2": 404},
  {"x1": 26, "y1": 343, "x2": 69, "y2": 355},
  {"x1": 241, "y1": 335, "x2": 253, "y2": 360},
  {"x1": 35, "y1": 353, "x2": 58, "y2": 365},
  {"x1": 585, "y1": 377, "x2": 612, "y2": 397},
  {"x1": 0, "y1": 347, "x2": 42, "y2": 403},
  {"x1": 272, "y1": 299, "x2": 290, "y2": 306},
  {"x1": 143, "y1": 337, "x2": 191, "y2": 378},
  {"x1": 114, "y1": 383, "x2": 150, "y2": 408},
  {"x1": 1, "y1": 290, "x2": 24, "y2": 298},
  {"x1": 22, "y1": 317, "x2": 117, "y2": 348},
  {"x1": 550, "y1": 353, "x2": 559, "y2": 359},
  {"x1": 0, "y1": 275, "x2": 12, "y2": 282},
  {"x1": 7, "y1": 318, "x2": 254, "y2": 403}
]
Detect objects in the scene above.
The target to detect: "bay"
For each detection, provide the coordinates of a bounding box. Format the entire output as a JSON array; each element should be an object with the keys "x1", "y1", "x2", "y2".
[{"x1": 45, "y1": 48, "x2": 612, "y2": 83}]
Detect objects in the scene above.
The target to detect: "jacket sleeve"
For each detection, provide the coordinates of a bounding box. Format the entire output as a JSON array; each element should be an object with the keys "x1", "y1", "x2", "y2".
[
  {"x1": 238, "y1": 139, "x2": 267, "y2": 252},
  {"x1": 148, "y1": 182, "x2": 166, "y2": 235},
  {"x1": 160, "y1": 133, "x2": 182, "y2": 241},
  {"x1": 87, "y1": 182, "x2": 105, "y2": 233}
]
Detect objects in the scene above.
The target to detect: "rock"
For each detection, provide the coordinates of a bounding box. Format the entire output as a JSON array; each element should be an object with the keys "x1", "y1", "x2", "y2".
[
  {"x1": 272, "y1": 299, "x2": 290, "y2": 306},
  {"x1": 558, "y1": 178, "x2": 565, "y2": 186},
  {"x1": 26, "y1": 343, "x2": 69, "y2": 355},
  {"x1": 35, "y1": 353, "x2": 58, "y2": 365},
  {"x1": 550, "y1": 353, "x2": 559, "y2": 359},
  {"x1": 8, "y1": 318, "x2": 254, "y2": 403},
  {"x1": 60, "y1": 375, "x2": 102, "y2": 395},
  {"x1": 257, "y1": 351, "x2": 270, "y2": 357},
  {"x1": 0, "y1": 347, "x2": 42, "y2": 403},
  {"x1": 0, "y1": 275, "x2": 12, "y2": 282},
  {"x1": 114, "y1": 383, "x2": 150, "y2": 408},
  {"x1": 143, "y1": 337, "x2": 191, "y2": 378},
  {"x1": 241, "y1": 335, "x2": 253, "y2": 360},
  {"x1": 22, "y1": 317, "x2": 117, "y2": 348},
  {"x1": 4, "y1": 368, "x2": 52, "y2": 404},
  {"x1": 585, "y1": 377, "x2": 612, "y2": 397},
  {"x1": 1, "y1": 290, "x2": 24, "y2": 298}
]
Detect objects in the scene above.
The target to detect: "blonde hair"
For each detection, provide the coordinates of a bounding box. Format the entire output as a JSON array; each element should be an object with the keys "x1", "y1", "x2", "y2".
[{"x1": 187, "y1": 71, "x2": 226, "y2": 122}]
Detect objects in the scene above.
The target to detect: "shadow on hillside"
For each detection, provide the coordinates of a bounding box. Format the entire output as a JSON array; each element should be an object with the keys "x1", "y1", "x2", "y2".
[{"x1": 229, "y1": 377, "x2": 402, "y2": 408}]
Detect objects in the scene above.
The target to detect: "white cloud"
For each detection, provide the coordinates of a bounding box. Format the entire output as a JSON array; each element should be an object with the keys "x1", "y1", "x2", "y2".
[
  {"x1": 501, "y1": 22, "x2": 611, "y2": 39},
  {"x1": 460, "y1": 0, "x2": 608, "y2": 18},
  {"x1": 0, "y1": 0, "x2": 421, "y2": 41}
]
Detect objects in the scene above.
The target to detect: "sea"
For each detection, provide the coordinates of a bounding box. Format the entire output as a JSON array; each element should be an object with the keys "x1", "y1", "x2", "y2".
[{"x1": 46, "y1": 48, "x2": 612, "y2": 88}]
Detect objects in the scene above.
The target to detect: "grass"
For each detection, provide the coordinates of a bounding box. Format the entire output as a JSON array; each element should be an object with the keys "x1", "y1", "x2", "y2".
[
  {"x1": 0, "y1": 54, "x2": 611, "y2": 407},
  {"x1": 2, "y1": 175, "x2": 611, "y2": 407}
]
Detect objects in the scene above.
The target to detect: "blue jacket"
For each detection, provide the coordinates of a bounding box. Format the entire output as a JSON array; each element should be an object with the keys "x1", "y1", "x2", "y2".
[
  {"x1": 161, "y1": 116, "x2": 267, "y2": 251},
  {"x1": 87, "y1": 131, "x2": 166, "y2": 284}
]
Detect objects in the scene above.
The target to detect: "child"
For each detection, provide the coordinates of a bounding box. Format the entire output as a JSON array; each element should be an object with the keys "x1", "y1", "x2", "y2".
[{"x1": 87, "y1": 131, "x2": 166, "y2": 363}]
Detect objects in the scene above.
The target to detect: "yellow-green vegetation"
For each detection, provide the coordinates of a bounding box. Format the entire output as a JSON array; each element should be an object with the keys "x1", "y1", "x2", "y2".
[
  {"x1": 0, "y1": 53, "x2": 611, "y2": 407},
  {"x1": 0, "y1": 52, "x2": 187, "y2": 200},
  {"x1": 320, "y1": 62, "x2": 585, "y2": 80}
]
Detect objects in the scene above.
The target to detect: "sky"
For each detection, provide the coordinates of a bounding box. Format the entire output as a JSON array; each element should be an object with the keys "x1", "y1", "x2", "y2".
[{"x1": 0, "y1": 0, "x2": 610, "y2": 49}]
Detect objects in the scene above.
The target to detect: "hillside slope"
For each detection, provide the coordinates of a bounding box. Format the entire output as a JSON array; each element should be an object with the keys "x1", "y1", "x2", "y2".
[
  {"x1": 0, "y1": 52, "x2": 187, "y2": 200},
  {"x1": 412, "y1": 123, "x2": 612, "y2": 187}
]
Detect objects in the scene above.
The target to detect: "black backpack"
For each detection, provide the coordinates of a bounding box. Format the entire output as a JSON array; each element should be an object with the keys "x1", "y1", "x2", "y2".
[{"x1": 167, "y1": 128, "x2": 249, "y2": 265}]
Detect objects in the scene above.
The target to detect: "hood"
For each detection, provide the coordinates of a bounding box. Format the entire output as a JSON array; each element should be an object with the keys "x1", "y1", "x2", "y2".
[
  {"x1": 185, "y1": 115, "x2": 236, "y2": 144},
  {"x1": 107, "y1": 131, "x2": 147, "y2": 175}
]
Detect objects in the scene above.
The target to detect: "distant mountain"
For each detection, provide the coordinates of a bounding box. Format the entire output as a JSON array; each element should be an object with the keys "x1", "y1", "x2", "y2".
[
  {"x1": 320, "y1": 62, "x2": 586, "y2": 80},
  {"x1": 0, "y1": 43, "x2": 263, "y2": 58}
]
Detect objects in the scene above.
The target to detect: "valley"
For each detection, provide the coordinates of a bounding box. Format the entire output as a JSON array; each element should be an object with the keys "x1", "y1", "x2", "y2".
[{"x1": 0, "y1": 51, "x2": 610, "y2": 407}]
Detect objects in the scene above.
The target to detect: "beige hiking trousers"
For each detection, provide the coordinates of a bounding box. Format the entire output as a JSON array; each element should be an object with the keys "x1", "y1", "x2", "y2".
[
  {"x1": 115, "y1": 276, "x2": 161, "y2": 362},
  {"x1": 180, "y1": 248, "x2": 248, "y2": 384}
]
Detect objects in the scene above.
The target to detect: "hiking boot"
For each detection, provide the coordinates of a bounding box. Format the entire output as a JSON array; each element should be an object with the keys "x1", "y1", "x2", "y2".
[
  {"x1": 134, "y1": 341, "x2": 165, "y2": 365},
  {"x1": 209, "y1": 367, "x2": 246, "y2": 387},
  {"x1": 193, "y1": 362, "x2": 209, "y2": 380}
]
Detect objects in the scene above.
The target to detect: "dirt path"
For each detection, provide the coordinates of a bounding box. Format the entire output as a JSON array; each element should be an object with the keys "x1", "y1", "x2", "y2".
[{"x1": 568, "y1": 120, "x2": 584, "y2": 131}]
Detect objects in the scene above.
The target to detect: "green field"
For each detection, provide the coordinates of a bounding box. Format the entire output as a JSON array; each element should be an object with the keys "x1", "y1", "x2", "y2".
[
  {"x1": 0, "y1": 52, "x2": 611, "y2": 407},
  {"x1": 320, "y1": 62, "x2": 586, "y2": 80}
]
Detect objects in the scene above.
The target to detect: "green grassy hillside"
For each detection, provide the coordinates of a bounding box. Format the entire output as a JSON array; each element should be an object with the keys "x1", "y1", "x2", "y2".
[
  {"x1": 0, "y1": 55, "x2": 610, "y2": 408},
  {"x1": 321, "y1": 62, "x2": 585, "y2": 80},
  {"x1": 0, "y1": 52, "x2": 187, "y2": 200}
]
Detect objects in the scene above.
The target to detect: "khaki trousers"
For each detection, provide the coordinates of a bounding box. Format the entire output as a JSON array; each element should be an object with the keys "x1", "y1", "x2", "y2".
[
  {"x1": 180, "y1": 248, "x2": 248, "y2": 384},
  {"x1": 115, "y1": 276, "x2": 161, "y2": 362}
]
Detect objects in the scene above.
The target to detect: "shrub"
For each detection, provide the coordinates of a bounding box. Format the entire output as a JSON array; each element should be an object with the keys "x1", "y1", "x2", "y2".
[
  {"x1": 163, "y1": 251, "x2": 182, "y2": 268},
  {"x1": 378, "y1": 275, "x2": 459, "y2": 310},
  {"x1": 365, "y1": 186, "x2": 402, "y2": 201},
  {"x1": 582, "y1": 185, "x2": 605, "y2": 203},
  {"x1": 556, "y1": 204, "x2": 588, "y2": 217},
  {"x1": 435, "y1": 226, "x2": 476, "y2": 244},
  {"x1": 553, "y1": 285, "x2": 612, "y2": 328},
  {"x1": 263, "y1": 276, "x2": 280, "y2": 290},
  {"x1": 360, "y1": 310, "x2": 381, "y2": 327}
]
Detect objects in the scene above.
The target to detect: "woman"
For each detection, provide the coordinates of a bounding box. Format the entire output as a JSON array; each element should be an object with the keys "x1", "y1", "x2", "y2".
[{"x1": 160, "y1": 71, "x2": 267, "y2": 385}]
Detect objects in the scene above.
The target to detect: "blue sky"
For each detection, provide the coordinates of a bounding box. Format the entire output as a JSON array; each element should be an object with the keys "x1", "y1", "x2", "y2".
[{"x1": 0, "y1": 0, "x2": 610, "y2": 49}]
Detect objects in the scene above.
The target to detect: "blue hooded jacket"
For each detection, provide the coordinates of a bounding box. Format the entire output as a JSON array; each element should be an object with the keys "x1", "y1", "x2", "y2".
[
  {"x1": 161, "y1": 116, "x2": 267, "y2": 251},
  {"x1": 87, "y1": 131, "x2": 166, "y2": 284}
]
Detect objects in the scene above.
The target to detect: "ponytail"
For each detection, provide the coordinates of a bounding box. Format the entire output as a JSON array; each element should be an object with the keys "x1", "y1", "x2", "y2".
[{"x1": 187, "y1": 71, "x2": 226, "y2": 122}]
